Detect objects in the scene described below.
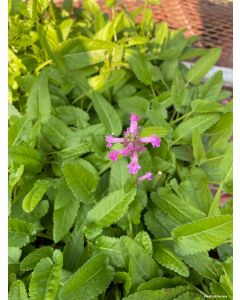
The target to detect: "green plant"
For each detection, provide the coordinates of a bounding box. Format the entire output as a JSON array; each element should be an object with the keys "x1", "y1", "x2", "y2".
[{"x1": 8, "y1": 0, "x2": 233, "y2": 299}]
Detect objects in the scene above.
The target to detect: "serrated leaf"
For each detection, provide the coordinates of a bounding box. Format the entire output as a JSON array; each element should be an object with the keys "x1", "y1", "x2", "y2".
[
  {"x1": 120, "y1": 236, "x2": 159, "y2": 290},
  {"x1": 220, "y1": 257, "x2": 233, "y2": 299},
  {"x1": 172, "y1": 215, "x2": 232, "y2": 255},
  {"x1": 20, "y1": 246, "x2": 53, "y2": 271},
  {"x1": 8, "y1": 280, "x2": 28, "y2": 300},
  {"x1": 183, "y1": 252, "x2": 223, "y2": 281},
  {"x1": 85, "y1": 188, "x2": 136, "y2": 236},
  {"x1": 185, "y1": 48, "x2": 221, "y2": 84},
  {"x1": 90, "y1": 91, "x2": 122, "y2": 135},
  {"x1": 9, "y1": 144, "x2": 43, "y2": 173},
  {"x1": 29, "y1": 250, "x2": 63, "y2": 300},
  {"x1": 26, "y1": 69, "x2": 51, "y2": 123},
  {"x1": 123, "y1": 286, "x2": 193, "y2": 300},
  {"x1": 151, "y1": 187, "x2": 206, "y2": 224},
  {"x1": 135, "y1": 231, "x2": 153, "y2": 255},
  {"x1": 9, "y1": 218, "x2": 37, "y2": 247},
  {"x1": 63, "y1": 159, "x2": 99, "y2": 203},
  {"x1": 59, "y1": 254, "x2": 113, "y2": 300},
  {"x1": 53, "y1": 180, "x2": 80, "y2": 243},
  {"x1": 140, "y1": 126, "x2": 168, "y2": 138},
  {"x1": 153, "y1": 243, "x2": 189, "y2": 277},
  {"x1": 93, "y1": 236, "x2": 125, "y2": 268},
  {"x1": 173, "y1": 291, "x2": 203, "y2": 300},
  {"x1": 173, "y1": 113, "x2": 221, "y2": 144},
  {"x1": 22, "y1": 179, "x2": 50, "y2": 213},
  {"x1": 137, "y1": 276, "x2": 185, "y2": 291}
]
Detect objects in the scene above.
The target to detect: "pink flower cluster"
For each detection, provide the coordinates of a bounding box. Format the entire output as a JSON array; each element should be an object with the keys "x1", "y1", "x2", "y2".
[{"x1": 106, "y1": 113, "x2": 161, "y2": 184}]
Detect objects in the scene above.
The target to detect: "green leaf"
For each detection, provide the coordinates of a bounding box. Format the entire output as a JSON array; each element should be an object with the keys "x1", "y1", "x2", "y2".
[
  {"x1": 173, "y1": 291, "x2": 203, "y2": 300},
  {"x1": 120, "y1": 236, "x2": 160, "y2": 290},
  {"x1": 63, "y1": 159, "x2": 99, "y2": 203},
  {"x1": 85, "y1": 188, "x2": 136, "y2": 237},
  {"x1": 22, "y1": 179, "x2": 50, "y2": 213},
  {"x1": 63, "y1": 230, "x2": 84, "y2": 272},
  {"x1": 137, "y1": 277, "x2": 185, "y2": 291},
  {"x1": 63, "y1": 49, "x2": 107, "y2": 70},
  {"x1": 151, "y1": 187, "x2": 206, "y2": 224},
  {"x1": 9, "y1": 144, "x2": 43, "y2": 173},
  {"x1": 8, "y1": 280, "x2": 28, "y2": 300},
  {"x1": 9, "y1": 218, "x2": 37, "y2": 247},
  {"x1": 125, "y1": 49, "x2": 152, "y2": 85},
  {"x1": 90, "y1": 91, "x2": 122, "y2": 135},
  {"x1": 140, "y1": 126, "x2": 168, "y2": 138},
  {"x1": 220, "y1": 257, "x2": 233, "y2": 299},
  {"x1": 53, "y1": 180, "x2": 80, "y2": 243},
  {"x1": 8, "y1": 246, "x2": 22, "y2": 264},
  {"x1": 59, "y1": 254, "x2": 113, "y2": 300},
  {"x1": 192, "y1": 128, "x2": 207, "y2": 165},
  {"x1": 93, "y1": 236, "x2": 125, "y2": 268},
  {"x1": 109, "y1": 158, "x2": 131, "y2": 192},
  {"x1": 118, "y1": 96, "x2": 149, "y2": 117},
  {"x1": 123, "y1": 286, "x2": 193, "y2": 300},
  {"x1": 26, "y1": 69, "x2": 51, "y2": 123},
  {"x1": 182, "y1": 252, "x2": 223, "y2": 281},
  {"x1": 172, "y1": 215, "x2": 232, "y2": 255},
  {"x1": 114, "y1": 272, "x2": 132, "y2": 296},
  {"x1": 106, "y1": 0, "x2": 117, "y2": 8},
  {"x1": 199, "y1": 71, "x2": 223, "y2": 101},
  {"x1": 8, "y1": 115, "x2": 28, "y2": 147},
  {"x1": 20, "y1": 246, "x2": 53, "y2": 271},
  {"x1": 185, "y1": 48, "x2": 221, "y2": 84},
  {"x1": 191, "y1": 99, "x2": 232, "y2": 113},
  {"x1": 135, "y1": 231, "x2": 152, "y2": 255},
  {"x1": 173, "y1": 113, "x2": 221, "y2": 144},
  {"x1": 153, "y1": 243, "x2": 189, "y2": 277},
  {"x1": 208, "y1": 186, "x2": 221, "y2": 217},
  {"x1": 29, "y1": 250, "x2": 63, "y2": 300}
]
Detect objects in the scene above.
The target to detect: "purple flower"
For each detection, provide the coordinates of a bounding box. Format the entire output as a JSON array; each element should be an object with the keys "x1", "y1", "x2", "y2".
[
  {"x1": 137, "y1": 172, "x2": 153, "y2": 185},
  {"x1": 105, "y1": 112, "x2": 161, "y2": 183}
]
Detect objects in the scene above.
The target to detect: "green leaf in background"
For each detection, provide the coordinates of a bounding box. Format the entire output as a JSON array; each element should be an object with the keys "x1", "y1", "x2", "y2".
[
  {"x1": 63, "y1": 230, "x2": 84, "y2": 272},
  {"x1": 151, "y1": 187, "x2": 206, "y2": 224},
  {"x1": 8, "y1": 246, "x2": 22, "y2": 265},
  {"x1": 20, "y1": 246, "x2": 53, "y2": 271},
  {"x1": 109, "y1": 158, "x2": 131, "y2": 192},
  {"x1": 140, "y1": 126, "x2": 168, "y2": 138},
  {"x1": 192, "y1": 128, "x2": 207, "y2": 165},
  {"x1": 26, "y1": 69, "x2": 51, "y2": 123},
  {"x1": 153, "y1": 243, "x2": 189, "y2": 277},
  {"x1": 85, "y1": 188, "x2": 136, "y2": 236},
  {"x1": 22, "y1": 179, "x2": 50, "y2": 213},
  {"x1": 182, "y1": 252, "x2": 223, "y2": 281},
  {"x1": 9, "y1": 144, "x2": 43, "y2": 173},
  {"x1": 8, "y1": 280, "x2": 28, "y2": 300},
  {"x1": 173, "y1": 113, "x2": 221, "y2": 144},
  {"x1": 63, "y1": 159, "x2": 99, "y2": 203},
  {"x1": 8, "y1": 115, "x2": 28, "y2": 147},
  {"x1": 198, "y1": 70, "x2": 223, "y2": 101},
  {"x1": 9, "y1": 218, "x2": 37, "y2": 247},
  {"x1": 59, "y1": 254, "x2": 114, "y2": 300},
  {"x1": 118, "y1": 96, "x2": 149, "y2": 117},
  {"x1": 172, "y1": 215, "x2": 232, "y2": 255},
  {"x1": 185, "y1": 48, "x2": 221, "y2": 84},
  {"x1": 191, "y1": 99, "x2": 232, "y2": 113},
  {"x1": 125, "y1": 49, "x2": 152, "y2": 85},
  {"x1": 106, "y1": 0, "x2": 118, "y2": 8},
  {"x1": 120, "y1": 236, "x2": 160, "y2": 290},
  {"x1": 220, "y1": 257, "x2": 233, "y2": 299},
  {"x1": 137, "y1": 276, "x2": 185, "y2": 291},
  {"x1": 123, "y1": 286, "x2": 193, "y2": 300},
  {"x1": 29, "y1": 250, "x2": 63, "y2": 300},
  {"x1": 53, "y1": 180, "x2": 80, "y2": 243},
  {"x1": 90, "y1": 92, "x2": 122, "y2": 135}
]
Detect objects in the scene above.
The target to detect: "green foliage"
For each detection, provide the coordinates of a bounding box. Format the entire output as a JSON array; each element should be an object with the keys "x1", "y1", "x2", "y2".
[{"x1": 8, "y1": 0, "x2": 233, "y2": 298}]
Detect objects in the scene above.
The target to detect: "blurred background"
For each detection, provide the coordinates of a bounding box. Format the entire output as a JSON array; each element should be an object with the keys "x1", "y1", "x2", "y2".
[{"x1": 53, "y1": 0, "x2": 233, "y2": 68}]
